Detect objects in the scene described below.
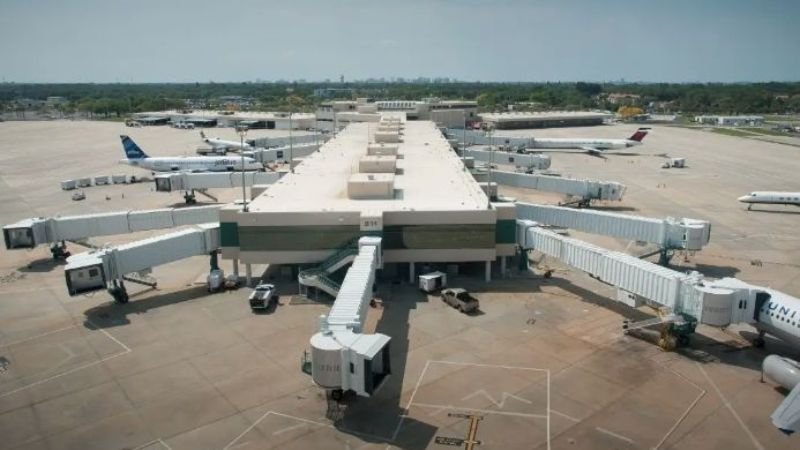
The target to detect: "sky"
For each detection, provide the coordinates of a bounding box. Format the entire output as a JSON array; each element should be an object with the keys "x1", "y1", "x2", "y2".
[{"x1": 0, "y1": 0, "x2": 798, "y2": 83}]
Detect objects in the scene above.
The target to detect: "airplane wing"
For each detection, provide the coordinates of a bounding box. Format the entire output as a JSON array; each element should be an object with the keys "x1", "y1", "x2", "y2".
[{"x1": 772, "y1": 383, "x2": 800, "y2": 435}]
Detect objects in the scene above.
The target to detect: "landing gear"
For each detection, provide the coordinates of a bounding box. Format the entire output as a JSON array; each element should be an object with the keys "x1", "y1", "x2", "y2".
[
  {"x1": 753, "y1": 330, "x2": 766, "y2": 348},
  {"x1": 109, "y1": 280, "x2": 129, "y2": 304},
  {"x1": 183, "y1": 190, "x2": 197, "y2": 204},
  {"x1": 49, "y1": 241, "x2": 71, "y2": 260}
]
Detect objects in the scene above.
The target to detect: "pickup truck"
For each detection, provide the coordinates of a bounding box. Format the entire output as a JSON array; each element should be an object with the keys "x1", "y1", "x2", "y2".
[
  {"x1": 249, "y1": 283, "x2": 278, "y2": 310},
  {"x1": 441, "y1": 288, "x2": 479, "y2": 313}
]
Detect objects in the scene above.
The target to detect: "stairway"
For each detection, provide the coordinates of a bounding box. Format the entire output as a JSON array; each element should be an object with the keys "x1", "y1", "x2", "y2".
[{"x1": 298, "y1": 238, "x2": 360, "y2": 298}]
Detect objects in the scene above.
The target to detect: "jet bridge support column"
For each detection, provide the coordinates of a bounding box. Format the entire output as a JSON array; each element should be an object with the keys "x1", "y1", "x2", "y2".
[
  {"x1": 245, "y1": 264, "x2": 252, "y2": 286},
  {"x1": 232, "y1": 258, "x2": 239, "y2": 278},
  {"x1": 409, "y1": 262, "x2": 415, "y2": 284},
  {"x1": 485, "y1": 261, "x2": 492, "y2": 282}
]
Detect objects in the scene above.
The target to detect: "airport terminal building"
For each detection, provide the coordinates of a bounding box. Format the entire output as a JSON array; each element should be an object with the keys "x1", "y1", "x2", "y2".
[{"x1": 218, "y1": 118, "x2": 516, "y2": 281}]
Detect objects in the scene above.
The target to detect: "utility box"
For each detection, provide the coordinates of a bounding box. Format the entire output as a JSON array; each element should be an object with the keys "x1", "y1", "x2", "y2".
[
  {"x1": 94, "y1": 175, "x2": 111, "y2": 185},
  {"x1": 77, "y1": 178, "x2": 92, "y2": 188},
  {"x1": 617, "y1": 288, "x2": 643, "y2": 308},
  {"x1": 419, "y1": 271, "x2": 447, "y2": 293},
  {"x1": 367, "y1": 143, "x2": 399, "y2": 156},
  {"x1": 358, "y1": 155, "x2": 397, "y2": 173},
  {"x1": 348, "y1": 173, "x2": 394, "y2": 200},
  {"x1": 61, "y1": 180, "x2": 77, "y2": 190}
]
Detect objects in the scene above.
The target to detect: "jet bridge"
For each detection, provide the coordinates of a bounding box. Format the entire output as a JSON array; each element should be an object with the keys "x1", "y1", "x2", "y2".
[
  {"x1": 308, "y1": 237, "x2": 391, "y2": 400},
  {"x1": 244, "y1": 143, "x2": 320, "y2": 164},
  {"x1": 64, "y1": 224, "x2": 220, "y2": 303},
  {"x1": 516, "y1": 203, "x2": 711, "y2": 263},
  {"x1": 518, "y1": 220, "x2": 774, "y2": 348},
  {"x1": 464, "y1": 148, "x2": 551, "y2": 171},
  {"x1": 247, "y1": 133, "x2": 327, "y2": 149},
  {"x1": 3, "y1": 205, "x2": 220, "y2": 259},
  {"x1": 493, "y1": 170, "x2": 626, "y2": 206},
  {"x1": 154, "y1": 171, "x2": 283, "y2": 202}
]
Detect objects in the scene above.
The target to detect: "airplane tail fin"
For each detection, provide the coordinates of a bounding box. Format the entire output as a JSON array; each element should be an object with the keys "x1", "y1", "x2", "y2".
[
  {"x1": 628, "y1": 127, "x2": 651, "y2": 142},
  {"x1": 120, "y1": 135, "x2": 148, "y2": 159}
]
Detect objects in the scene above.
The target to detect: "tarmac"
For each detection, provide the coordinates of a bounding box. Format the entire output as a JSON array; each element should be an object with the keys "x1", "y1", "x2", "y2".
[{"x1": 0, "y1": 120, "x2": 799, "y2": 449}]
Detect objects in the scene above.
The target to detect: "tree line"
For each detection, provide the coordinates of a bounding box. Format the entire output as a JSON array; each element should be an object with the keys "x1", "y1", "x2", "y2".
[{"x1": 1, "y1": 81, "x2": 799, "y2": 116}]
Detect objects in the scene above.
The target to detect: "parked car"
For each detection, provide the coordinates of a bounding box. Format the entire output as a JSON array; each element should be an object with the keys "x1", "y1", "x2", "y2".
[
  {"x1": 441, "y1": 288, "x2": 479, "y2": 313},
  {"x1": 249, "y1": 283, "x2": 278, "y2": 310},
  {"x1": 71, "y1": 191, "x2": 86, "y2": 201}
]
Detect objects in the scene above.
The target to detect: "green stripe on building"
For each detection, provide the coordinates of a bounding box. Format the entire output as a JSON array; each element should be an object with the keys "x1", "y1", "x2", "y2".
[
  {"x1": 495, "y1": 219, "x2": 516, "y2": 244},
  {"x1": 220, "y1": 222, "x2": 239, "y2": 247}
]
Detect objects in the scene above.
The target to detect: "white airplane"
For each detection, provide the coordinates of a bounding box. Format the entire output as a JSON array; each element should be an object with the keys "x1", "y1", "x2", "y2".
[
  {"x1": 199, "y1": 130, "x2": 253, "y2": 153},
  {"x1": 119, "y1": 135, "x2": 263, "y2": 173},
  {"x1": 526, "y1": 127, "x2": 651, "y2": 158},
  {"x1": 754, "y1": 288, "x2": 800, "y2": 434},
  {"x1": 738, "y1": 192, "x2": 800, "y2": 210}
]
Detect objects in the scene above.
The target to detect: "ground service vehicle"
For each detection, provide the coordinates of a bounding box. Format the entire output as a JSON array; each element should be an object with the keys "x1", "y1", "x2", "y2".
[{"x1": 441, "y1": 288, "x2": 479, "y2": 313}]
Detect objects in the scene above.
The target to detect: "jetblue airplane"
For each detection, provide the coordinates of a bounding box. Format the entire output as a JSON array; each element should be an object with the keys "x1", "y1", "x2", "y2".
[
  {"x1": 526, "y1": 128, "x2": 651, "y2": 157},
  {"x1": 119, "y1": 135, "x2": 263, "y2": 173},
  {"x1": 738, "y1": 191, "x2": 800, "y2": 210}
]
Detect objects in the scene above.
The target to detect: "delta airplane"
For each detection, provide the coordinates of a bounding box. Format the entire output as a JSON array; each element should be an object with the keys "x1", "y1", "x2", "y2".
[
  {"x1": 200, "y1": 130, "x2": 254, "y2": 153},
  {"x1": 738, "y1": 191, "x2": 800, "y2": 210},
  {"x1": 526, "y1": 127, "x2": 651, "y2": 158},
  {"x1": 119, "y1": 135, "x2": 263, "y2": 173}
]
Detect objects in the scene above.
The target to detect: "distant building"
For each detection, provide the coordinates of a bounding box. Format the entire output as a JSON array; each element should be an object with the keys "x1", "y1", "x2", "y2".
[
  {"x1": 605, "y1": 93, "x2": 641, "y2": 105},
  {"x1": 694, "y1": 115, "x2": 764, "y2": 127},
  {"x1": 46, "y1": 97, "x2": 68, "y2": 108},
  {"x1": 316, "y1": 98, "x2": 478, "y2": 129},
  {"x1": 132, "y1": 110, "x2": 315, "y2": 130},
  {"x1": 313, "y1": 88, "x2": 355, "y2": 99},
  {"x1": 478, "y1": 111, "x2": 612, "y2": 129}
]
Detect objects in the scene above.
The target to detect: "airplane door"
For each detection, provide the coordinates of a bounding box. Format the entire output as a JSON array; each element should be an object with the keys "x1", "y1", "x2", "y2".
[{"x1": 755, "y1": 292, "x2": 771, "y2": 321}]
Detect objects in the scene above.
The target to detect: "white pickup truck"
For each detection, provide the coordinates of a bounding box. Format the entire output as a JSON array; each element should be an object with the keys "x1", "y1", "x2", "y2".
[{"x1": 249, "y1": 283, "x2": 278, "y2": 311}]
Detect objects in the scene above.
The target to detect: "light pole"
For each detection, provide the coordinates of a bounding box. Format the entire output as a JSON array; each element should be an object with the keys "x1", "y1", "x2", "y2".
[
  {"x1": 462, "y1": 109, "x2": 467, "y2": 168},
  {"x1": 485, "y1": 123, "x2": 494, "y2": 207},
  {"x1": 237, "y1": 126, "x2": 248, "y2": 212},
  {"x1": 286, "y1": 87, "x2": 294, "y2": 173}
]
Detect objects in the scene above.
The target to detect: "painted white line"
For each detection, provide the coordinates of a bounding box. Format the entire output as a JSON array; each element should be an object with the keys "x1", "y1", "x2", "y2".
[
  {"x1": 225, "y1": 411, "x2": 390, "y2": 450},
  {"x1": 596, "y1": 426, "x2": 635, "y2": 445},
  {"x1": 272, "y1": 422, "x2": 307, "y2": 436},
  {"x1": 697, "y1": 363, "x2": 765, "y2": 450},
  {"x1": 224, "y1": 410, "x2": 273, "y2": 450},
  {"x1": 413, "y1": 402, "x2": 547, "y2": 419},
  {"x1": 650, "y1": 359, "x2": 707, "y2": 449},
  {"x1": 133, "y1": 438, "x2": 172, "y2": 450},
  {"x1": 390, "y1": 360, "x2": 430, "y2": 441},
  {"x1": 550, "y1": 409, "x2": 581, "y2": 423},
  {"x1": 428, "y1": 359, "x2": 548, "y2": 373},
  {"x1": 0, "y1": 325, "x2": 75, "y2": 347},
  {"x1": 461, "y1": 389, "x2": 533, "y2": 407},
  {"x1": 0, "y1": 321, "x2": 131, "y2": 399},
  {"x1": 546, "y1": 368, "x2": 551, "y2": 450}
]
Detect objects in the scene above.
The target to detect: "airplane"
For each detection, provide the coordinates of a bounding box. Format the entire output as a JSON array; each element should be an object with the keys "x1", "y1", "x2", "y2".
[
  {"x1": 762, "y1": 355, "x2": 800, "y2": 435},
  {"x1": 119, "y1": 135, "x2": 263, "y2": 173},
  {"x1": 750, "y1": 289, "x2": 800, "y2": 434},
  {"x1": 200, "y1": 130, "x2": 254, "y2": 153},
  {"x1": 524, "y1": 127, "x2": 651, "y2": 158},
  {"x1": 738, "y1": 192, "x2": 800, "y2": 210}
]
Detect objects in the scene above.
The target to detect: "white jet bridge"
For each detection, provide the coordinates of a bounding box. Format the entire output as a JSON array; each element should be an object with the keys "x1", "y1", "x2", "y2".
[
  {"x1": 492, "y1": 170, "x2": 627, "y2": 207},
  {"x1": 243, "y1": 143, "x2": 321, "y2": 164},
  {"x1": 464, "y1": 148, "x2": 551, "y2": 172},
  {"x1": 3, "y1": 205, "x2": 220, "y2": 259},
  {"x1": 308, "y1": 237, "x2": 391, "y2": 401},
  {"x1": 64, "y1": 224, "x2": 220, "y2": 303},
  {"x1": 154, "y1": 171, "x2": 283, "y2": 203},
  {"x1": 518, "y1": 221, "x2": 773, "y2": 349},
  {"x1": 516, "y1": 203, "x2": 711, "y2": 263}
]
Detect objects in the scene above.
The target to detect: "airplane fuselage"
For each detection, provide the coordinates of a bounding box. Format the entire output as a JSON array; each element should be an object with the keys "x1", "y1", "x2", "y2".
[
  {"x1": 205, "y1": 138, "x2": 253, "y2": 151},
  {"x1": 755, "y1": 291, "x2": 800, "y2": 348},
  {"x1": 529, "y1": 138, "x2": 639, "y2": 150},
  {"x1": 738, "y1": 191, "x2": 800, "y2": 208},
  {"x1": 119, "y1": 156, "x2": 262, "y2": 173}
]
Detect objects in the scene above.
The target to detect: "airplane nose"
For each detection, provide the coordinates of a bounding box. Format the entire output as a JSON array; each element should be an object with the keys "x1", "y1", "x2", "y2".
[{"x1": 737, "y1": 196, "x2": 749, "y2": 202}]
